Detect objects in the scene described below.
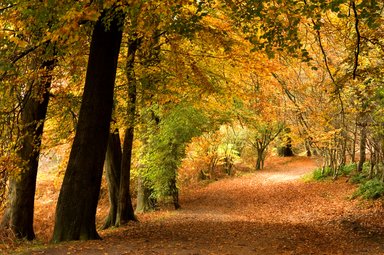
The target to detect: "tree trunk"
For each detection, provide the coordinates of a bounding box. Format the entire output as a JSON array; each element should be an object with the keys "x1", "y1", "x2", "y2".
[
  {"x1": 357, "y1": 124, "x2": 367, "y2": 173},
  {"x1": 115, "y1": 37, "x2": 140, "y2": 226},
  {"x1": 255, "y1": 149, "x2": 263, "y2": 170},
  {"x1": 115, "y1": 126, "x2": 136, "y2": 225},
  {"x1": 52, "y1": 11, "x2": 123, "y2": 242},
  {"x1": 102, "y1": 130, "x2": 122, "y2": 230},
  {"x1": 351, "y1": 121, "x2": 358, "y2": 163},
  {"x1": 169, "y1": 178, "x2": 180, "y2": 210},
  {"x1": 135, "y1": 176, "x2": 156, "y2": 213},
  {"x1": 1, "y1": 56, "x2": 55, "y2": 240},
  {"x1": 303, "y1": 137, "x2": 312, "y2": 157}
]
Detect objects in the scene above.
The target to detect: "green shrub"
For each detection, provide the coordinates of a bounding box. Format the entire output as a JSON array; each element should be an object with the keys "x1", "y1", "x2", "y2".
[
  {"x1": 353, "y1": 178, "x2": 384, "y2": 199},
  {"x1": 362, "y1": 161, "x2": 371, "y2": 173},
  {"x1": 339, "y1": 163, "x2": 356, "y2": 176},
  {"x1": 350, "y1": 172, "x2": 368, "y2": 184},
  {"x1": 312, "y1": 167, "x2": 333, "y2": 181},
  {"x1": 309, "y1": 163, "x2": 356, "y2": 182}
]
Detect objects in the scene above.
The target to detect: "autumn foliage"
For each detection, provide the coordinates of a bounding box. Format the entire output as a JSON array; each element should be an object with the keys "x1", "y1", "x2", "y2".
[{"x1": 1, "y1": 0, "x2": 384, "y2": 253}]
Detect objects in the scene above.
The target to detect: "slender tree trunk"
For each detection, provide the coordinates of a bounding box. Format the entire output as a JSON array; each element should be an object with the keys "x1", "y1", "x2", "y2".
[
  {"x1": 52, "y1": 11, "x2": 123, "y2": 242},
  {"x1": 115, "y1": 126, "x2": 136, "y2": 225},
  {"x1": 135, "y1": 113, "x2": 157, "y2": 213},
  {"x1": 102, "y1": 130, "x2": 122, "y2": 229},
  {"x1": 351, "y1": 121, "x2": 358, "y2": 163},
  {"x1": 169, "y1": 178, "x2": 180, "y2": 210},
  {"x1": 2, "y1": 57, "x2": 55, "y2": 240},
  {"x1": 305, "y1": 140, "x2": 312, "y2": 157},
  {"x1": 135, "y1": 176, "x2": 155, "y2": 213},
  {"x1": 256, "y1": 148, "x2": 263, "y2": 170},
  {"x1": 115, "y1": 38, "x2": 140, "y2": 226},
  {"x1": 357, "y1": 124, "x2": 367, "y2": 173},
  {"x1": 339, "y1": 135, "x2": 347, "y2": 167}
]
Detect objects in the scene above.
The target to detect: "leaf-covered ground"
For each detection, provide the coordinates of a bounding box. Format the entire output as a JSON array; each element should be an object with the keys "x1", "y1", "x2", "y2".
[{"x1": 7, "y1": 156, "x2": 384, "y2": 254}]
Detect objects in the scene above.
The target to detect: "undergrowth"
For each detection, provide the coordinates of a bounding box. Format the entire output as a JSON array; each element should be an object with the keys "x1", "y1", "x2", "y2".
[
  {"x1": 307, "y1": 163, "x2": 356, "y2": 181},
  {"x1": 352, "y1": 178, "x2": 384, "y2": 199},
  {"x1": 308, "y1": 162, "x2": 384, "y2": 200}
]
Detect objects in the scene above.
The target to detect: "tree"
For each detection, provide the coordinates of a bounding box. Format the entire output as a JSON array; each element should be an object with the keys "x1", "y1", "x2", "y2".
[
  {"x1": 248, "y1": 122, "x2": 284, "y2": 170},
  {"x1": 0, "y1": 0, "x2": 63, "y2": 239},
  {"x1": 52, "y1": 8, "x2": 124, "y2": 242},
  {"x1": 115, "y1": 36, "x2": 141, "y2": 226},
  {"x1": 2, "y1": 48, "x2": 56, "y2": 240},
  {"x1": 102, "y1": 129, "x2": 122, "y2": 229},
  {"x1": 142, "y1": 103, "x2": 207, "y2": 209}
]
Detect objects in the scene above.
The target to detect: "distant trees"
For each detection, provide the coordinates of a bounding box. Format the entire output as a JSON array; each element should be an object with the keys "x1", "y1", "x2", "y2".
[{"x1": 1, "y1": 0, "x2": 383, "y2": 243}]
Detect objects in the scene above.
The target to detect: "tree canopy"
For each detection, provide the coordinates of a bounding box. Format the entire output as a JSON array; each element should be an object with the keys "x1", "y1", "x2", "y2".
[{"x1": 1, "y1": 0, "x2": 384, "y2": 245}]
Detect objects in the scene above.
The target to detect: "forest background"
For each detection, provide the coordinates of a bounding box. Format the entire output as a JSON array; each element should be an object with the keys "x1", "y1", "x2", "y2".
[{"x1": 0, "y1": 0, "x2": 384, "y2": 247}]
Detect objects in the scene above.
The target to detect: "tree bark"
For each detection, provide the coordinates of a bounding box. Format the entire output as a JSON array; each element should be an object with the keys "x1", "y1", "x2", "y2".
[
  {"x1": 351, "y1": 121, "x2": 358, "y2": 162},
  {"x1": 115, "y1": 37, "x2": 140, "y2": 226},
  {"x1": 305, "y1": 140, "x2": 312, "y2": 157},
  {"x1": 102, "y1": 130, "x2": 122, "y2": 229},
  {"x1": 169, "y1": 178, "x2": 180, "y2": 210},
  {"x1": 115, "y1": 126, "x2": 136, "y2": 225},
  {"x1": 135, "y1": 176, "x2": 155, "y2": 213},
  {"x1": 256, "y1": 148, "x2": 263, "y2": 170},
  {"x1": 357, "y1": 124, "x2": 367, "y2": 173},
  {"x1": 2, "y1": 57, "x2": 55, "y2": 240},
  {"x1": 52, "y1": 11, "x2": 123, "y2": 242}
]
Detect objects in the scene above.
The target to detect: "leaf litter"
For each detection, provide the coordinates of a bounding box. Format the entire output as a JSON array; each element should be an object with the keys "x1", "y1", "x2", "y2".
[{"x1": 5, "y1": 156, "x2": 384, "y2": 254}]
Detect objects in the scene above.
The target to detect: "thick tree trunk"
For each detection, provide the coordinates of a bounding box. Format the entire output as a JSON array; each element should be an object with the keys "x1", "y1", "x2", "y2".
[
  {"x1": 115, "y1": 38, "x2": 140, "y2": 226},
  {"x1": 1, "y1": 57, "x2": 55, "y2": 240},
  {"x1": 52, "y1": 11, "x2": 123, "y2": 242},
  {"x1": 102, "y1": 130, "x2": 122, "y2": 229}
]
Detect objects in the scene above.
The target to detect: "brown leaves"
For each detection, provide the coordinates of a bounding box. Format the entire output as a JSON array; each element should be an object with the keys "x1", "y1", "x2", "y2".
[{"x1": 6, "y1": 156, "x2": 384, "y2": 254}]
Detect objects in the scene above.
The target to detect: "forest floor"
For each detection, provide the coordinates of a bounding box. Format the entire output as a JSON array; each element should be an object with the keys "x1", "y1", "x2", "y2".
[{"x1": 3, "y1": 156, "x2": 384, "y2": 255}]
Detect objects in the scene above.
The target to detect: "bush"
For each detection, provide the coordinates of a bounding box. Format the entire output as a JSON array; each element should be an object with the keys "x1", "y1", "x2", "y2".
[
  {"x1": 312, "y1": 167, "x2": 333, "y2": 181},
  {"x1": 309, "y1": 163, "x2": 356, "y2": 181},
  {"x1": 353, "y1": 178, "x2": 384, "y2": 199},
  {"x1": 339, "y1": 163, "x2": 356, "y2": 176},
  {"x1": 350, "y1": 172, "x2": 368, "y2": 184}
]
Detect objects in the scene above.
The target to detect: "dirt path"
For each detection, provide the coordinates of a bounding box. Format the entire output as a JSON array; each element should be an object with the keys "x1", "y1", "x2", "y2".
[{"x1": 17, "y1": 157, "x2": 384, "y2": 254}]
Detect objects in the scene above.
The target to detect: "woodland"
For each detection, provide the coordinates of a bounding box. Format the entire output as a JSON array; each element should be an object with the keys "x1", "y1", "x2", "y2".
[{"x1": 0, "y1": 0, "x2": 384, "y2": 254}]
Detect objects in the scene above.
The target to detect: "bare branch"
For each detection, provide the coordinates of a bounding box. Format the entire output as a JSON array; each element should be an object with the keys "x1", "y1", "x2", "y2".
[{"x1": 313, "y1": 21, "x2": 336, "y2": 85}]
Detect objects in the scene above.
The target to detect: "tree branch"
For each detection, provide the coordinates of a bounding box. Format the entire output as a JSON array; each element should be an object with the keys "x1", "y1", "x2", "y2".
[
  {"x1": 313, "y1": 21, "x2": 336, "y2": 85},
  {"x1": 351, "y1": 0, "x2": 360, "y2": 80},
  {"x1": 0, "y1": 4, "x2": 16, "y2": 13},
  {"x1": 0, "y1": 41, "x2": 47, "y2": 82}
]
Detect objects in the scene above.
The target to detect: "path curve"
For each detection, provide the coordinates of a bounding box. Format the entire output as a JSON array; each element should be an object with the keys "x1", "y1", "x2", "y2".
[{"x1": 27, "y1": 157, "x2": 384, "y2": 255}]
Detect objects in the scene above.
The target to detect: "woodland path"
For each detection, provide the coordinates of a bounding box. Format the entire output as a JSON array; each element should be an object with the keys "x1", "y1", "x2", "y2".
[{"x1": 18, "y1": 157, "x2": 384, "y2": 254}]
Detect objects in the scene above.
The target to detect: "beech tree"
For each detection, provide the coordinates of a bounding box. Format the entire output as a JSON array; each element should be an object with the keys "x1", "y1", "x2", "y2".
[
  {"x1": 102, "y1": 129, "x2": 122, "y2": 229},
  {"x1": 0, "y1": 0, "x2": 62, "y2": 239},
  {"x1": 52, "y1": 7, "x2": 124, "y2": 242},
  {"x1": 0, "y1": 0, "x2": 383, "y2": 245},
  {"x1": 115, "y1": 36, "x2": 140, "y2": 226}
]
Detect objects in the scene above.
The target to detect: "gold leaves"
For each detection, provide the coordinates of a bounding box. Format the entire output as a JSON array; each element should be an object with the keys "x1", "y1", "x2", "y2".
[{"x1": 8, "y1": 36, "x2": 28, "y2": 48}]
